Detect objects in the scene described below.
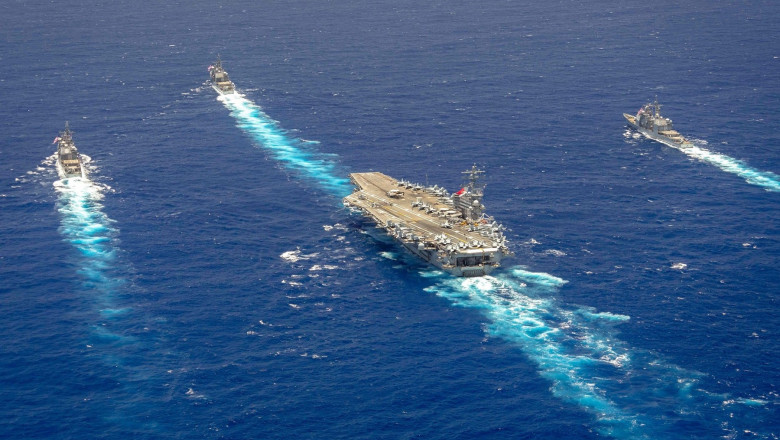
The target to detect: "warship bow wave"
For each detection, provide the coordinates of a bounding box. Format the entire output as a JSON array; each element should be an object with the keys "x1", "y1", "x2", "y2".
[
  {"x1": 624, "y1": 98, "x2": 691, "y2": 149},
  {"x1": 54, "y1": 122, "x2": 85, "y2": 179},
  {"x1": 344, "y1": 166, "x2": 513, "y2": 277},
  {"x1": 208, "y1": 55, "x2": 236, "y2": 95}
]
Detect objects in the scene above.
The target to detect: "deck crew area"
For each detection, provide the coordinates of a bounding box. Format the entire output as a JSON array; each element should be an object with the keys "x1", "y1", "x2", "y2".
[{"x1": 344, "y1": 172, "x2": 498, "y2": 251}]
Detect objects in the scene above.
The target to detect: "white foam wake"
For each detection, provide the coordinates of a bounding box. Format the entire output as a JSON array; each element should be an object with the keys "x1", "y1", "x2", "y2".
[
  {"x1": 649, "y1": 136, "x2": 780, "y2": 192},
  {"x1": 424, "y1": 266, "x2": 766, "y2": 439},
  {"x1": 425, "y1": 268, "x2": 647, "y2": 438},
  {"x1": 677, "y1": 141, "x2": 780, "y2": 192},
  {"x1": 54, "y1": 177, "x2": 127, "y2": 319},
  {"x1": 218, "y1": 93, "x2": 351, "y2": 197},
  {"x1": 53, "y1": 174, "x2": 189, "y2": 431}
]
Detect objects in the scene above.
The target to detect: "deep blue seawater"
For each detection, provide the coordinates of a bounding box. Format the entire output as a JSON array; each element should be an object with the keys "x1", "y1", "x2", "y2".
[{"x1": 1, "y1": 1, "x2": 778, "y2": 438}]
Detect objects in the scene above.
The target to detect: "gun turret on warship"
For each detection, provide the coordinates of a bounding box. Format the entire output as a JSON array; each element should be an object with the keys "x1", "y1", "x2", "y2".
[
  {"x1": 344, "y1": 166, "x2": 513, "y2": 277},
  {"x1": 54, "y1": 122, "x2": 85, "y2": 179},
  {"x1": 208, "y1": 55, "x2": 236, "y2": 95},
  {"x1": 624, "y1": 98, "x2": 689, "y2": 148}
]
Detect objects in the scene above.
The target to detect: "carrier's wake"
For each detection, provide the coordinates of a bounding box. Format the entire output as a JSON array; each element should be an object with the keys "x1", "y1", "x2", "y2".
[{"x1": 426, "y1": 267, "x2": 770, "y2": 439}]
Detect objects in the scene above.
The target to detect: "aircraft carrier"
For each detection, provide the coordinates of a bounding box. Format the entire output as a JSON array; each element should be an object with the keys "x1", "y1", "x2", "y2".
[
  {"x1": 344, "y1": 166, "x2": 512, "y2": 277},
  {"x1": 208, "y1": 55, "x2": 236, "y2": 95},
  {"x1": 624, "y1": 98, "x2": 690, "y2": 149},
  {"x1": 54, "y1": 122, "x2": 85, "y2": 179}
]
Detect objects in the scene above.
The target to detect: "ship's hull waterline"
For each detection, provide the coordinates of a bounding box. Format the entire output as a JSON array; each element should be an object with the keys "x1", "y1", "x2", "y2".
[{"x1": 624, "y1": 113, "x2": 693, "y2": 151}]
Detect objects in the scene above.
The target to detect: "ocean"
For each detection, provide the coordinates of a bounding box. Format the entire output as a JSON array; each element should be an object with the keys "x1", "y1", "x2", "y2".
[{"x1": 1, "y1": 1, "x2": 778, "y2": 438}]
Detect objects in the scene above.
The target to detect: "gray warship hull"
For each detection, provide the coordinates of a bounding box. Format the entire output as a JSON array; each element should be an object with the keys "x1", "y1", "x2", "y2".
[
  {"x1": 208, "y1": 56, "x2": 236, "y2": 95},
  {"x1": 624, "y1": 99, "x2": 693, "y2": 151},
  {"x1": 211, "y1": 82, "x2": 235, "y2": 95},
  {"x1": 344, "y1": 170, "x2": 512, "y2": 277},
  {"x1": 55, "y1": 122, "x2": 85, "y2": 180},
  {"x1": 397, "y1": 234, "x2": 499, "y2": 277},
  {"x1": 55, "y1": 159, "x2": 85, "y2": 180},
  {"x1": 624, "y1": 113, "x2": 692, "y2": 150}
]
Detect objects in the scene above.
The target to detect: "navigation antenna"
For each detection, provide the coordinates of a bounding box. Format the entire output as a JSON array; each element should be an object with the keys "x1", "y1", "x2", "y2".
[
  {"x1": 653, "y1": 95, "x2": 661, "y2": 118},
  {"x1": 62, "y1": 121, "x2": 72, "y2": 139},
  {"x1": 463, "y1": 164, "x2": 486, "y2": 194}
]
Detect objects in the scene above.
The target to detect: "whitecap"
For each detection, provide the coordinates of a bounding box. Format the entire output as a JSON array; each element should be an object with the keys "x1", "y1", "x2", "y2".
[
  {"x1": 734, "y1": 398, "x2": 767, "y2": 407},
  {"x1": 185, "y1": 388, "x2": 205, "y2": 399},
  {"x1": 281, "y1": 280, "x2": 303, "y2": 287},
  {"x1": 280, "y1": 249, "x2": 319, "y2": 262}
]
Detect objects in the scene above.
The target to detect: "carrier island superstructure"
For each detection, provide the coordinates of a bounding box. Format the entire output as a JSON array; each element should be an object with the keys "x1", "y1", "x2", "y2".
[
  {"x1": 344, "y1": 166, "x2": 513, "y2": 277},
  {"x1": 624, "y1": 98, "x2": 690, "y2": 149}
]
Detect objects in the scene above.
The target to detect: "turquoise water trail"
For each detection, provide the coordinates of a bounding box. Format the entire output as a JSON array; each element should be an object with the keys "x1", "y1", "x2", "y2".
[
  {"x1": 680, "y1": 141, "x2": 780, "y2": 192},
  {"x1": 629, "y1": 130, "x2": 780, "y2": 192},
  {"x1": 54, "y1": 176, "x2": 126, "y2": 320},
  {"x1": 218, "y1": 92, "x2": 352, "y2": 197},
  {"x1": 425, "y1": 266, "x2": 770, "y2": 439},
  {"x1": 54, "y1": 171, "x2": 175, "y2": 432}
]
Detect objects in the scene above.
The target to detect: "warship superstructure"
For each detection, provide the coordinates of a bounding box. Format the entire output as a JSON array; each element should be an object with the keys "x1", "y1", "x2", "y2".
[
  {"x1": 624, "y1": 98, "x2": 690, "y2": 148},
  {"x1": 208, "y1": 55, "x2": 236, "y2": 95},
  {"x1": 54, "y1": 122, "x2": 85, "y2": 179},
  {"x1": 344, "y1": 166, "x2": 513, "y2": 277}
]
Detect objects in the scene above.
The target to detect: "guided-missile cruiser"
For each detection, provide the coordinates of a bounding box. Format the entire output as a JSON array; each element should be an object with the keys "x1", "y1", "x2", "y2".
[
  {"x1": 344, "y1": 166, "x2": 513, "y2": 277},
  {"x1": 54, "y1": 122, "x2": 85, "y2": 179},
  {"x1": 208, "y1": 55, "x2": 236, "y2": 95},
  {"x1": 624, "y1": 98, "x2": 690, "y2": 148}
]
